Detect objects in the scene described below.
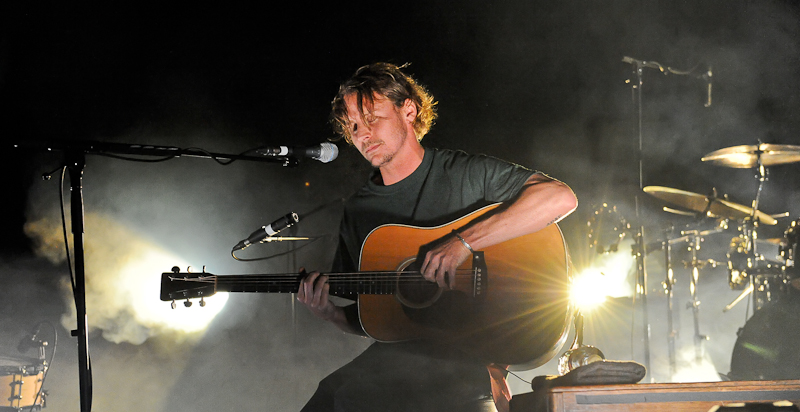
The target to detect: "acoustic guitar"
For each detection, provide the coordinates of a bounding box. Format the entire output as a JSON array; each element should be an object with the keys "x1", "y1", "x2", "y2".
[{"x1": 160, "y1": 204, "x2": 574, "y2": 369}]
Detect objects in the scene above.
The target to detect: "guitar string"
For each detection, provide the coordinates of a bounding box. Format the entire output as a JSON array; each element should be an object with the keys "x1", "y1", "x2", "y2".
[{"x1": 169, "y1": 271, "x2": 481, "y2": 284}]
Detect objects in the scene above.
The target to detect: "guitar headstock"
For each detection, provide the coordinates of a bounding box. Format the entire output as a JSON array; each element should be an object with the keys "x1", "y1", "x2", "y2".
[{"x1": 160, "y1": 266, "x2": 217, "y2": 307}]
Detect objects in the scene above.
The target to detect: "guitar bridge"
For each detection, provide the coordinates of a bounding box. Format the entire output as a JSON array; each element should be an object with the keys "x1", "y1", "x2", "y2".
[{"x1": 471, "y1": 251, "x2": 487, "y2": 298}]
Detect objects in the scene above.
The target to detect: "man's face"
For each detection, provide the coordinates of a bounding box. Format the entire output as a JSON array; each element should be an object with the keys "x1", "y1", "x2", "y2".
[{"x1": 344, "y1": 93, "x2": 415, "y2": 168}]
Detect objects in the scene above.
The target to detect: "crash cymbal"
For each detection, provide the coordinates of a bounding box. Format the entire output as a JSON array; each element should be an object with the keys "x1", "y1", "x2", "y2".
[
  {"x1": 701, "y1": 143, "x2": 800, "y2": 168},
  {"x1": 643, "y1": 186, "x2": 777, "y2": 225}
]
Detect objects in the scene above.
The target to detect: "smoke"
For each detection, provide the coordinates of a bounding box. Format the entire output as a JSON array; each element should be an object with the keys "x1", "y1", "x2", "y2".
[
  {"x1": 23, "y1": 211, "x2": 228, "y2": 345},
  {"x1": 5, "y1": 1, "x2": 800, "y2": 410}
]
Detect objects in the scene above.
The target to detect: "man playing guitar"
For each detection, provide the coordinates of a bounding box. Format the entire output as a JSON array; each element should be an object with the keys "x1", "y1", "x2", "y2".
[{"x1": 297, "y1": 62, "x2": 577, "y2": 412}]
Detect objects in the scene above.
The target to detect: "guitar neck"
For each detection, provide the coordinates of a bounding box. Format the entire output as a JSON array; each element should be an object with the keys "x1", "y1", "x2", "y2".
[{"x1": 213, "y1": 273, "x2": 400, "y2": 296}]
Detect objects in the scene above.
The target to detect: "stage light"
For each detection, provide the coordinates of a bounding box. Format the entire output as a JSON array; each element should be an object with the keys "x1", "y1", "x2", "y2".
[
  {"x1": 571, "y1": 240, "x2": 635, "y2": 312},
  {"x1": 121, "y1": 249, "x2": 229, "y2": 335},
  {"x1": 570, "y1": 269, "x2": 608, "y2": 311}
]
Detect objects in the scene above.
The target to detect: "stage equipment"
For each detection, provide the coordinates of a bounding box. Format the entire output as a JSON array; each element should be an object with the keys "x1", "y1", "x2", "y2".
[
  {"x1": 642, "y1": 186, "x2": 776, "y2": 225},
  {"x1": 0, "y1": 356, "x2": 45, "y2": 411},
  {"x1": 557, "y1": 312, "x2": 606, "y2": 375},
  {"x1": 14, "y1": 139, "x2": 300, "y2": 412},
  {"x1": 622, "y1": 56, "x2": 715, "y2": 382},
  {"x1": 781, "y1": 219, "x2": 798, "y2": 281},
  {"x1": 702, "y1": 143, "x2": 794, "y2": 311},
  {"x1": 256, "y1": 142, "x2": 339, "y2": 163},
  {"x1": 232, "y1": 212, "x2": 300, "y2": 252},
  {"x1": 701, "y1": 143, "x2": 800, "y2": 168},
  {"x1": 587, "y1": 203, "x2": 629, "y2": 254},
  {"x1": 729, "y1": 298, "x2": 800, "y2": 381}
]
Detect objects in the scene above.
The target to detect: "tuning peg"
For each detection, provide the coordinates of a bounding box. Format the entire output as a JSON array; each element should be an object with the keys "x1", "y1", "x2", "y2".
[
  {"x1": 199, "y1": 298, "x2": 206, "y2": 307},
  {"x1": 171, "y1": 300, "x2": 177, "y2": 309},
  {"x1": 171, "y1": 266, "x2": 180, "y2": 273},
  {"x1": 202, "y1": 265, "x2": 207, "y2": 273},
  {"x1": 184, "y1": 299, "x2": 192, "y2": 308}
]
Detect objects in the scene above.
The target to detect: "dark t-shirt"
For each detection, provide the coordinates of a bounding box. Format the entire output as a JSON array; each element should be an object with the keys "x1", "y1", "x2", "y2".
[{"x1": 333, "y1": 147, "x2": 537, "y2": 273}]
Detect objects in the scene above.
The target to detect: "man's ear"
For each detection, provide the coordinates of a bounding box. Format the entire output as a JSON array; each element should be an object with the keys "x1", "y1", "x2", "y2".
[{"x1": 402, "y1": 98, "x2": 418, "y2": 124}]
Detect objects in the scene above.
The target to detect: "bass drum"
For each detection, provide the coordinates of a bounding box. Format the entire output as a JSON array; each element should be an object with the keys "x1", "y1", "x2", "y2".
[{"x1": 728, "y1": 297, "x2": 800, "y2": 380}]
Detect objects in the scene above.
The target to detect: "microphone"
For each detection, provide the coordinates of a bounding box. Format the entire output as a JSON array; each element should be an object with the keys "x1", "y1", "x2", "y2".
[
  {"x1": 257, "y1": 142, "x2": 338, "y2": 163},
  {"x1": 17, "y1": 326, "x2": 40, "y2": 353},
  {"x1": 233, "y1": 212, "x2": 300, "y2": 251}
]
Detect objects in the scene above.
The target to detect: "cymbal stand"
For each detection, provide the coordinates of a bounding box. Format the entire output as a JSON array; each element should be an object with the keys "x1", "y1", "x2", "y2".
[
  {"x1": 684, "y1": 231, "x2": 709, "y2": 363},
  {"x1": 662, "y1": 226, "x2": 678, "y2": 380},
  {"x1": 748, "y1": 146, "x2": 768, "y2": 310}
]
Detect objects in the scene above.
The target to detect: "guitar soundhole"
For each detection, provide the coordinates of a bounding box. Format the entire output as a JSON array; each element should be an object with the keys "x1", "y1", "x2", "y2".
[{"x1": 395, "y1": 259, "x2": 441, "y2": 309}]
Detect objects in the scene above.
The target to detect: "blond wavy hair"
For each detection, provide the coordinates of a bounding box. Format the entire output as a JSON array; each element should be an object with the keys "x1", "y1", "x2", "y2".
[{"x1": 330, "y1": 62, "x2": 438, "y2": 144}]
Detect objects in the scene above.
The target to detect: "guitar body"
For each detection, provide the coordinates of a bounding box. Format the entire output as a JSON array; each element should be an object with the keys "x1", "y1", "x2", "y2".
[{"x1": 358, "y1": 204, "x2": 574, "y2": 368}]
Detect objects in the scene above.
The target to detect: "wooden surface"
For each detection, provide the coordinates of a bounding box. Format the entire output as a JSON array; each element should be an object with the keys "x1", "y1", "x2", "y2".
[{"x1": 511, "y1": 380, "x2": 800, "y2": 412}]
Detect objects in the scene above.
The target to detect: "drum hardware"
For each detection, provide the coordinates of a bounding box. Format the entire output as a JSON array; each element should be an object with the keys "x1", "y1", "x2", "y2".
[
  {"x1": 702, "y1": 143, "x2": 796, "y2": 312},
  {"x1": 655, "y1": 222, "x2": 726, "y2": 377},
  {"x1": 0, "y1": 356, "x2": 46, "y2": 411},
  {"x1": 723, "y1": 283, "x2": 754, "y2": 313},
  {"x1": 683, "y1": 230, "x2": 712, "y2": 363},
  {"x1": 661, "y1": 207, "x2": 696, "y2": 217},
  {"x1": 781, "y1": 219, "x2": 798, "y2": 269},
  {"x1": 587, "y1": 203, "x2": 629, "y2": 254},
  {"x1": 661, "y1": 226, "x2": 678, "y2": 379}
]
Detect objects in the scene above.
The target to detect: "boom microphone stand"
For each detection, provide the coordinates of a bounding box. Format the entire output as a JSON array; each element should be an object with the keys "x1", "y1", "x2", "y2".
[
  {"x1": 624, "y1": 56, "x2": 653, "y2": 383},
  {"x1": 17, "y1": 139, "x2": 297, "y2": 412},
  {"x1": 622, "y1": 56, "x2": 713, "y2": 382}
]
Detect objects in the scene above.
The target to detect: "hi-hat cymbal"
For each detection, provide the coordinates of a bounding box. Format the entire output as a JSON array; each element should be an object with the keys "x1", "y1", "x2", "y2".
[
  {"x1": 701, "y1": 143, "x2": 800, "y2": 168},
  {"x1": 643, "y1": 186, "x2": 777, "y2": 225}
]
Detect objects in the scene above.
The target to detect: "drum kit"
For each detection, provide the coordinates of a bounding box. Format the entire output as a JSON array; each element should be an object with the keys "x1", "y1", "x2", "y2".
[
  {"x1": 644, "y1": 143, "x2": 800, "y2": 380},
  {"x1": 590, "y1": 143, "x2": 800, "y2": 380},
  {"x1": 644, "y1": 143, "x2": 799, "y2": 309}
]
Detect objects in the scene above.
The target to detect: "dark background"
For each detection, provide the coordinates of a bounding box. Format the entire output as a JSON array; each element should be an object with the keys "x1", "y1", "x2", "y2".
[{"x1": 1, "y1": 2, "x2": 799, "y2": 411}]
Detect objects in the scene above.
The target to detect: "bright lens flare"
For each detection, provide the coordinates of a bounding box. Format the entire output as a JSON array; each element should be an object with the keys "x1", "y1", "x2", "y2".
[
  {"x1": 123, "y1": 250, "x2": 229, "y2": 334},
  {"x1": 570, "y1": 270, "x2": 609, "y2": 311},
  {"x1": 571, "y1": 240, "x2": 635, "y2": 312}
]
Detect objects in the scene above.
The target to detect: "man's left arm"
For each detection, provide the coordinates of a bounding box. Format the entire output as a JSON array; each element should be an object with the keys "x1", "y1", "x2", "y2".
[{"x1": 420, "y1": 173, "x2": 577, "y2": 288}]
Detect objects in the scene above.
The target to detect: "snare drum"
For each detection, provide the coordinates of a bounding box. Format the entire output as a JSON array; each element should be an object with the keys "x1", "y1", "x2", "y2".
[
  {"x1": 0, "y1": 356, "x2": 44, "y2": 410},
  {"x1": 727, "y1": 234, "x2": 784, "y2": 289}
]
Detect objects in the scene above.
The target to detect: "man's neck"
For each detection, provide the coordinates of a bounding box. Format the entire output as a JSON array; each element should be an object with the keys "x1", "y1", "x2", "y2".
[{"x1": 377, "y1": 141, "x2": 425, "y2": 186}]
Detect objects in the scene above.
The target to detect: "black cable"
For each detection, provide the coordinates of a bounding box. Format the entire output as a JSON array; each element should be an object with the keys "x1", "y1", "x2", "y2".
[
  {"x1": 231, "y1": 236, "x2": 325, "y2": 262},
  {"x1": 506, "y1": 370, "x2": 532, "y2": 385},
  {"x1": 94, "y1": 152, "x2": 177, "y2": 163},
  {"x1": 59, "y1": 167, "x2": 76, "y2": 293}
]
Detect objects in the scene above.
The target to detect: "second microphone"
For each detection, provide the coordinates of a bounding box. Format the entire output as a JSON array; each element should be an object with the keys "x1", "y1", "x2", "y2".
[{"x1": 232, "y1": 212, "x2": 300, "y2": 251}]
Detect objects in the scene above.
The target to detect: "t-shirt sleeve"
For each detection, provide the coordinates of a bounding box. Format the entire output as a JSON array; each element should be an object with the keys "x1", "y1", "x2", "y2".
[{"x1": 468, "y1": 154, "x2": 537, "y2": 203}]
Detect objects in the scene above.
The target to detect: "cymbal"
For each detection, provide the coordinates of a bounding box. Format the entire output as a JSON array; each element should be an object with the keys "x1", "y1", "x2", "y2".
[
  {"x1": 702, "y1": 143, "x2": 800, "y2": 168},
  {"x1": 643, "y1": 186, "x2": 777, "y2": 225}
]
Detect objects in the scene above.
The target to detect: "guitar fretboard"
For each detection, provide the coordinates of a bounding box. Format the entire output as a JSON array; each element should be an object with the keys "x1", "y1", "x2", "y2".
[{"x1": 212, "y1": 273, "x2": 409, "y2": 296}]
